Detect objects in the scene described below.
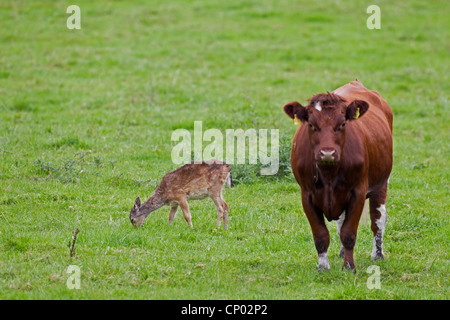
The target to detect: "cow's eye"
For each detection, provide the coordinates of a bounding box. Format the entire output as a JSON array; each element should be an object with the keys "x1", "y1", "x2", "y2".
[
  {"x1": 308, "y1": 123, "x2": 319, "y2": 132},
  {"x1": 335, "y1": 122, "x2": 346, "y2": 132}
]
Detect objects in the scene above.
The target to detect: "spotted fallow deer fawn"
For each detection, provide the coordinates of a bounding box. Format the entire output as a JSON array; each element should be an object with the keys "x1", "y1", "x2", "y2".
[{"x1": 129, "y1": 160, "x2": 233, "y2": 229}]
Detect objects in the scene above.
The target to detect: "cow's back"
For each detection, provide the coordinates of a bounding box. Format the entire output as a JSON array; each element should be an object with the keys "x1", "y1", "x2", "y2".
[
  {"x1": 333, "y1": 80, "x2": 393, "y2": 131},
  {"x1": 334, "y1": 80, "x2": 393, "y2": 190}
]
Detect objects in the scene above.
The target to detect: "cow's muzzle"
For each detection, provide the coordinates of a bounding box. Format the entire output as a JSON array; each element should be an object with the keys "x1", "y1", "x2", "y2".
[{"x1": 319, "y1": 149, "x2": 337, "y2": 163}]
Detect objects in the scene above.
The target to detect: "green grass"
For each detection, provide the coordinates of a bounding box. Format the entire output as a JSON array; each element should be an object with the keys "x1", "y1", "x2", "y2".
[{"x1": 0, "y1": 0, "x2": 449, "y2": 299}]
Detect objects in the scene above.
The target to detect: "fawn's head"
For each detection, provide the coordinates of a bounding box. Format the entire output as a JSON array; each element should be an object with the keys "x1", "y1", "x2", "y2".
[{"x1": 129, "y1": 197, "x2": 145, "y2": 227}]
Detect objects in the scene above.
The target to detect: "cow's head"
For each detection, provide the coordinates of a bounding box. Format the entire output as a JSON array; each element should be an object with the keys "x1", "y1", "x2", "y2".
[{"x1": 283, "y1": 92, "x2": 369, "y2": 165}]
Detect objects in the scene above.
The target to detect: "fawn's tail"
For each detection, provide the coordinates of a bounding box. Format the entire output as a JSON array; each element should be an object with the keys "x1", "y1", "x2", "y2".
[{"x1": 226, "y1": 171, "x2": 233, "y2": 189}]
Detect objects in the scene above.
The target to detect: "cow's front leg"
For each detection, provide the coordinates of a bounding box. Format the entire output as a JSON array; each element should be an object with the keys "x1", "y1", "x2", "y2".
[
  {"x1": 340, "y1": 189, "x2": 366, "y2": 273},
  {"x1": 314, "y1": 224, "x2": 330, "y2": 272},
  {"x1": 303, "y1": 194, "x2": 330, "y2": 271}
]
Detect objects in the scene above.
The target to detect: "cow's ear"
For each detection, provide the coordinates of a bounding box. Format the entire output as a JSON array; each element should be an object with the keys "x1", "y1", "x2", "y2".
[
  {"x1": 346, "y1": 100, "x2": 369, "y2": 121},
  {"x1": 283, "y1": 101, "x2": 308, "y2": 122}
]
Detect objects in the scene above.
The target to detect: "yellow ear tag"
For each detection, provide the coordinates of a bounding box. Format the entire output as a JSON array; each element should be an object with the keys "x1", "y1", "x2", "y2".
[
  {"x1": 293, "y1": 114, "x2": 302, "y2": 126},
  {"x1": 354, "y1": 107, "x2": 360, "y2": 119}
]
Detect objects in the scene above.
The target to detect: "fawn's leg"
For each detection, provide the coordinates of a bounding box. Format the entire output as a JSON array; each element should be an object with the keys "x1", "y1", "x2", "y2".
[
  {"x1": 168, "y1": 205, "x2": 178, "y2": 225},
  {"x1": 210, "y1": 193, "x2": 224, "y2": 229},
  {"x1": 222, "y1": 200, "x2": 229, "y2": 230},
  {"x1": 178, "y1": 198, "x2": 193, "y2": 228},
  {"x1": 219, "y1": 189, "x2": 229, "y2": 230},
  {"x1": 210, "y1": 187, "x2": 230, "y2": 230}
]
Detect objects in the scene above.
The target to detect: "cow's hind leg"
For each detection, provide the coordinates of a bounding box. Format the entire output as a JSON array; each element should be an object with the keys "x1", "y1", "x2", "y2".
[
  {"x1": 369, "y1": 184, "x2": 388, "y2": 260},
  {"x1": 340, "y1": 189, "x2": 366, "y2": 272}
]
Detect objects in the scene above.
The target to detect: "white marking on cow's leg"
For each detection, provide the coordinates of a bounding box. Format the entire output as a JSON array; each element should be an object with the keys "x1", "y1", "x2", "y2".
[
  {"x1": 371, "y1": 204, "x2": 387, "y2": 260},
  {"x1": 335, "y1": 211, "x2": 345, "y2": 257},
  {"x1": 318, "y1": 252, "x2": 330, "y2": 271},
  {"x1": 315, "y1": 101, "x2": 322, "y2": 111}
]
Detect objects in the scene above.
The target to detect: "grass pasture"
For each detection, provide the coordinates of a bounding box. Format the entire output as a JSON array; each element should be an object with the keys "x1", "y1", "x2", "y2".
[{"x1": 0, "y1": 0, "x2": 449, "y2": 299}]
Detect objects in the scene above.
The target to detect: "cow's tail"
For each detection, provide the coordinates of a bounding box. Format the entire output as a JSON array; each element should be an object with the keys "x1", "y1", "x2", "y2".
[{"x1": 360, "y1": 199, "x2": 370, "y2": 225}]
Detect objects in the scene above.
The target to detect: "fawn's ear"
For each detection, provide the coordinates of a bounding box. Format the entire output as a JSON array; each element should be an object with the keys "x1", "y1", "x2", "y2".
[{"x1": 134, "y1": 197, "x2": 141, "y2": 208}]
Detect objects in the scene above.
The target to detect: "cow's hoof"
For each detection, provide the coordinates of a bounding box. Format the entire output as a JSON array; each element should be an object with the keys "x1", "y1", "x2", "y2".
[
  {"x1": 371, "y1": 253, "x2": 384, "y2": 261},
  {"x1": 342, "y1": 261, "x2": 356, "y2": 273},
  {"x1": 318, "y1": 253, "x2": 330, "y2": 272},
  {"x1": 318, "y1": 264, "x2": 330, "y2": 272}
]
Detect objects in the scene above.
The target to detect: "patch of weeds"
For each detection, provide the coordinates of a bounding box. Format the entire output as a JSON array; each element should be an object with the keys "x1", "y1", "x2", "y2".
[
  {"x1": 0, "y1": 143, "x2": 12, "y2": 156},
  {"x1": 231, "y1": 135, "x2": 293, "y2": 186},
  {"x1": 35, "y1": 157, "x2": 79, "y2": 183},
  {"x1": 412, "y1": 161, "x2": 428, "y2": 170},
  {"x1": 9, "y1": 98, "x2": 36, "y2": 112},
  {"x1": 50, "y1": 136, "x2": 90, "y2": 149},
  {"x1": 107, "y1": 172, "x2": 157, "y2": 188},
  {"x1": 1, "y1": 198, "x2": 18, "y2": 206},
  {"x1": 94, "y1": 156, "x2": 103, "y2": 167},
  {"x1": 231, "y1": 163, "x2": 259, "y2": 186},
  {"x1": 34, "y1": 151, "x2": 101, "y2": 183},
  {"x1": 1, "y1": 194, "x2": 31, "y2": 206},
  {"x1": 1, "y1": 236, "x2": 29, "y2": 252},
  {"x1": 261, "y1": 135, "x2": 293, "y2": 180},
  {"x1": 131, "y1": 177, "x2": 158, "y2": 187}
]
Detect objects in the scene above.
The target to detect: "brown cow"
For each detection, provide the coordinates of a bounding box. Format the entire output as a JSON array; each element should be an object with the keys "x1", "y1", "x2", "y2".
[{"x1": 283, "y1": 80, "x2": 393, "y2": 272}]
